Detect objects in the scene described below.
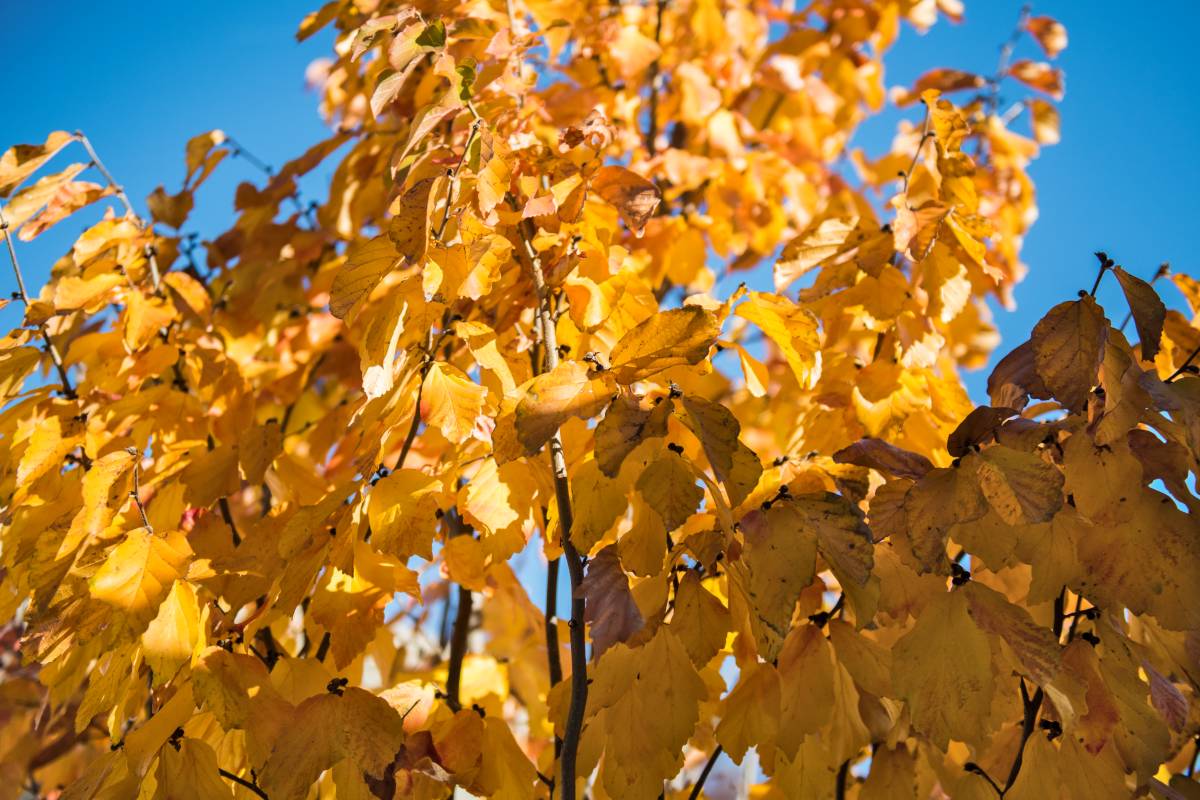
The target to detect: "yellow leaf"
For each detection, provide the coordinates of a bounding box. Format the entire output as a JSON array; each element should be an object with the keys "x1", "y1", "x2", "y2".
[
  {"x1": 0, "y1": 345, "x2": 40, "y2": 398},
  {"x1": 17, "y1": 180, "x2": 112, "y2": 240},
  {"x1": 90, "y1": 529, "x2": 193, "y2": 629},
  {"x1": 0, "y1": 130, "x2": 74, "y2": 197},
  {"x1": 61, "y1": 449, "x2": 137, "y2": 557},
  {"x1": 667, "y1": 572, "x2": 729, "y2": 667},
  {"x1": 676, "y1": 394, "x2": 762, "y2": 506},
  {"x1": 962, "y1": 582, "x2": 1060, "y2": 686},
  {"x1": 2, "y1": 162, "x2": 87, "y2": 229},
  {"x1": 124, "y1": 683, "x2": 196, "y2": 777},
  {"x1": 329, "y1": 235, "x2": 401, "y2": 319},
  {"x1": 972, "y1": 446, "x2": 1063, "y2": 525},
  {"x1": 238, "y1": 419, "x2": 283, "y2": 484},
  {"x1": 368, "y1": 469, "x2": 441, "y2": 560},
  {"x1": 142, "y1": 580, "x2": 203, "y2": 682},
  {"x1": 727, "y1": 503, "x2": 817, "y2": 661},
  {"x1": 1029, "y1": 98, "x2": 1061, "y2": 145},
  {"x1": 123, "y1": 290, "x2": 175, "y2": 351},
  {"x1": 1025, "y1": 16, "x2": 1068, "y2": 58},
  {"x1": 421, "y1": 361, "x2": 487, "y2": 444},
  {"x1": 260, "y1": 688, "x2": 406, "y2": 800},
  {"x1": 184, "y1": 129, "x2": 227, "y2": 187},
  {"x1": 474, "y1": 717, "x2": 539, "y2": 800},
  {"x1": 388, "y1": 176, "x2": 443, "y2": 263},
  {"x1": 514, "y1": 360, "x2": 612, "y2": 454},
  {"x1": 635, "y1": 450, "x2": 703, "y2": 532},
  {"x1": 309, "y1": 567, "x2": 388, "y2": 669},
  {"x1": 609, "y1": 306, "x2": 720, "y2": 384},
  {"x1": 461, "y1": 457, "x2": 536, "y2": 554},
  {"x1": 716, "y1": 661, "x2": 780, "y2": 763},
  {"x1": 788, "y1": 493, "x2": 875, "y2": 589},
  {"x1": 734, "y1": 292, "x2": 821, "y2": 389},
  {"x1": 569, "y1": 457, "x2": 630, "y2": 554},
  {"x1": 775, "y1": 625, "x2": 838, "y2": 758},
  {"x1": 154, "y1": 739, "x2": 233, "y2": 800},
  {"x1": 588, "y1": 627, "x2": 706, "y2": 799},
  {"x1": 891, "y1": 589, "x2": 994, "y2": 750}
]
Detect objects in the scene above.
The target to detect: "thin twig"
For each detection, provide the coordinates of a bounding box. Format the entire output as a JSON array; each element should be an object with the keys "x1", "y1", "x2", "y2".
[
  {"x1": 687, "y1": 745, "x2": 723, "y2": 800},
  {"x1": 987, "y1": 5, "x2": 1032, "y2": 117},
  {"x1": 225, "y1": 135, "x2": 311, "y2": 222},
  {"x1": 1166, "y1": 343, "x2": 1200, "y2": 382},
  {"x1": 517, "y1": 217, "x2": 588, "y2": 800},
  {"x1": 0, "y1": 202, "x2": 76, "y2": 398},
  {"x1": 433, "y1": 120, "x2": 481, "y2": 241},
  {"x1": 219, "y1": 768, "x2": 270, "y2": 800},
  {"x1": 74, "y1": 132, "x2": 161, "y2": 290}
]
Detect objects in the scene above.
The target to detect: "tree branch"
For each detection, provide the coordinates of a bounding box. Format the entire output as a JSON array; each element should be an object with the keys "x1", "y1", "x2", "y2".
[
  {"x1": 517, "y1": 217, "x2": 588, "y2": 800},
  {"x1": 444, "y1": 507, "x2": 474, "y2": 712},
  {"x1": 644, "y1": 0, "x2": 669, "y2": 157},
  {"x1": 544, "y1": 518, "x2": 564, "y2": 760},
  {"x1": 0, "y1": 202, "x2": 77, "y2": 399},
  {"x1": 835, "y1": 757, "x2": 850, "y2": 800}
]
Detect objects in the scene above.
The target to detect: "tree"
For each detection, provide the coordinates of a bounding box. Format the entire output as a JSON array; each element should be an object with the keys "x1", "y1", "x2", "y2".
[{"x1": 0, "y1": 1, "x2": 1196, "y2": 798}]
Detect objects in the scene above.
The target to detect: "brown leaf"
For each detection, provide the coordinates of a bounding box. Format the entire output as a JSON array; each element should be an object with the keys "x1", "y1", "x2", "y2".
[
  {"x1": 987, "y1": 339, "x2": 1051, "y2": 409},
  {"x1": 1030, "y1": 297, "x2": 1107, "y2": 413},
  {"x1": 946, "y1": 406, "x2": 1019, "y2": 457},
  {"x1": 832, "y1": 438, "x2": 933, "y2": 480},
  {"x1": 594, "y1": 393, "x2": 671, "y2": 477},
  {"x1": 581, "y1": 546, "x2": 645, "y2": 658},
  {"x1": 591, "y1": 165, "x2": 661, "y2": 236},
  {"x1": 1112, "y1": 266, "x2": 1166, "y2": 361}
]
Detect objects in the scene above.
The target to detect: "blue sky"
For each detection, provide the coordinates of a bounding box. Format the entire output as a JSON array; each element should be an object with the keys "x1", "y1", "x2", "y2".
[{"x1": 2, "y1": 1, "x2": 1197, "y2": 400}]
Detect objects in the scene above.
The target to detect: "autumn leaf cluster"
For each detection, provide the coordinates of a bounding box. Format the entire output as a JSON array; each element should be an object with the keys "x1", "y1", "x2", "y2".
[{"x1": 1, "y1": 1, "x2": 1198, "y2": 799}]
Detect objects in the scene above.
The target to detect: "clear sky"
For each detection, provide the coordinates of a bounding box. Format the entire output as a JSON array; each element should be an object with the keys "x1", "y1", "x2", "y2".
[{"x1": 2, "y1": 1, "x2": 1197, "y2": 399}]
